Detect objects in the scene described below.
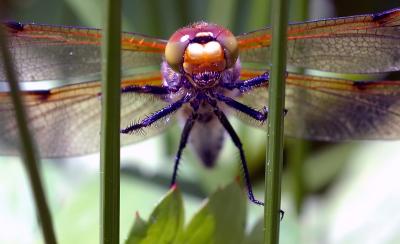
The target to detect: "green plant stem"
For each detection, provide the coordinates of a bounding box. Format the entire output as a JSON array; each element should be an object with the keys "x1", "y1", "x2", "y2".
[
  {"x1": 0, "y1": 27, "x2": 57, "y2": 244},
  {"x1": 287, "y1": 0, "x2": 309, "y2": 214},
  {"x1": 100, "y1": 0, "x2": 121, "y2": 243},
  {"x1": 264, "y1": 0, "x2": 288, "y2": 243}
]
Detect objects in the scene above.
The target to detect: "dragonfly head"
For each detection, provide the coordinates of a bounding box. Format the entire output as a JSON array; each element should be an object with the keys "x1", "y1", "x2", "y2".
[{"x1": 165, "y1": 22, "x2": 238, "y2": 88}]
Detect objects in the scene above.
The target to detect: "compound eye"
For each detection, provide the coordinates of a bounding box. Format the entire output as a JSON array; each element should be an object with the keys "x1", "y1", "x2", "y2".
[
  {"x1": 165, "y1": 33, "x2": 190, "y2": 72},
  {"x1": 216, "y1": 29, "x2": 238, "y2": 68}
]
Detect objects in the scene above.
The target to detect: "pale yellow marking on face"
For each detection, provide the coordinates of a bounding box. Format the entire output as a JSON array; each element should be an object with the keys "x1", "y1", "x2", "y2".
[{"x1": 185, "y1": 41, "x2": 223, "y2": 61}]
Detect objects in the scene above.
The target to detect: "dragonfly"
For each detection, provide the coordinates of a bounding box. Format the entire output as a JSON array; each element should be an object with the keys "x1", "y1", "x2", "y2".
[{"x1": 0, "y1": 8, "x2": 399, "y2": 206}]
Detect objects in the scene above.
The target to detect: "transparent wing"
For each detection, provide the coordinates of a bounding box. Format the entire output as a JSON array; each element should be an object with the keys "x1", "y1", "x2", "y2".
[
  {"x1": 1, "y1": 22, "x2": 166, "y2": 82},
  {"x1": 235, "y1": 70, "x2": 400, "y2": 140},
  {"x1": 237, "y1": 8, "x2": 400, "y2": 74},
  {"x1": 0, "y1": 73, "x2": 175, "y2": 157},
  {"x1": 0, "y1": 22, "x2": 170, "y2": 157}
]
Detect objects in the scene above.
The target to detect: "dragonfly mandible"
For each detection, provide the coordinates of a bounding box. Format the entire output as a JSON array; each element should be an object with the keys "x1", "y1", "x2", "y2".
[{"x1": 0, "y1": 8, "x2": 399, "y2": 206}]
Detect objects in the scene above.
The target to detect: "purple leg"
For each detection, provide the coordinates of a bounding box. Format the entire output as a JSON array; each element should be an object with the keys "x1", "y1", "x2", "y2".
[
  {"x1": 121, "y1": 85, "x2": 170, "y2": 95},
  {"x1": 121, "y1": 94, "x2": 192, "y2": 133},
  {"x1": 210, "y1": 101, "x2": 284, "y2": 218},
  {"x1": 214, "y1": 93, "x2": 268, "y2": 121},
  {"x1": 222, "y1": 72, "x2": 269, "y2": 91},
  {"x1": 211, "y1": 104, "x2": 262, "y2": 205},
  {"x1": 170, "y1": 112, "x2": 197, "y2": 186}
]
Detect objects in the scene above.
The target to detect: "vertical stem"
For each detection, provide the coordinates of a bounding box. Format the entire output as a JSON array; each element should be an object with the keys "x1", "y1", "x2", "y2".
[
  {"x1": 0, "y1": 27, "x2": 57, "y2": 243},
  {"x1": 264, "y1": 0, "x2": 288, "y2": 243},
  {"x1": 100, "y1": 0, "x2": 121, "y2": 243},
  {"x1": 288, "y1": 0, "x2": 309, "y2": 214}
]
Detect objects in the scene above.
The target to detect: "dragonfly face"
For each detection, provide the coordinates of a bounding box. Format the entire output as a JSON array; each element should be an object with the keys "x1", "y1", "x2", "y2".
[
  {"x1": 1, "y1": 8, "x2": 400, "y2": 205},
  {"x1": 161, "y1": 22, "x2": 242, "y2": 166}
]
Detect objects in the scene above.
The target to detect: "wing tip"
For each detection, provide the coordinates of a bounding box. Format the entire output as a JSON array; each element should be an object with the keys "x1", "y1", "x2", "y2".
[
  {"x1": 372, "y1": 8, "x2": 400, "y2": 22},
  {"x1": 3, "y1": 20, "x2": 24, "y2": 32}
]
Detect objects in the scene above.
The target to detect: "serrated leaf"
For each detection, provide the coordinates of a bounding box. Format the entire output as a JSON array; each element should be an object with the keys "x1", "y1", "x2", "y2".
[
  {"x1": 125, "y1": 187, "x2": 184, "y2": 244},
  {"x1": 180, "y1": 182, "x2": 247, "y2": 244},
  {"x1": 125, "y1": 213, "x2": 148, "y2": 243},
  {"x1": 177, "y1": 203, "x2": 215, "y2": 244}
]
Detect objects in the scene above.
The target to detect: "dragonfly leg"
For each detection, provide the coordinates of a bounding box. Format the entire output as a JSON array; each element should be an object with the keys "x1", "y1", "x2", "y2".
[
  {"x1": 210, "y1": 101, "x2": 262, "y2": 204},
  {"x1": 121, "y1": 85, "x2": 170, "y2": 95},
  {"x1": 211, "y1": 100, "x2": 284, "y2": 219},
  {"x1": 214, "y1": 93, "x2": 268, "y2": 122},
  {"x1": 222, "y1": 72, "x2": 269, "y2": 91},
  {"x1": 121, "y1": 93, "x2": 192, "y2": 133},
  {"x1": 170, "y1": 112, "x2": 198, "y2": 187}
]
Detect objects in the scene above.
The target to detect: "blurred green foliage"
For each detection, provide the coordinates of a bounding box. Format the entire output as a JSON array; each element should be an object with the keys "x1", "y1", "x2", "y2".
[{"x1": 126, "y1": 182, "x2": 247, "y2": 244}]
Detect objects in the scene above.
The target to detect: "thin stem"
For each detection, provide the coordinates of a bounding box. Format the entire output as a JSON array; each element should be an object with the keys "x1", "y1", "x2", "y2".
[
  {"x1": 287, "y1": 0, "x2": 309, "y2": 214},
  {"x1": 264, "y1": 0, "x2": 289, "y2": 243},
  {"x1": 100, "y1": 0, "x2": 121, "y2": 243},
  {"x1": 0, "y1": 26, "x2": 57, "y2": 244}
]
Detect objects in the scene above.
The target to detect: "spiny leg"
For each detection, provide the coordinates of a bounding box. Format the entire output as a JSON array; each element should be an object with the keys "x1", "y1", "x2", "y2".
[
  {"x1": 218, "y1": 75, "x2": 288, "y2": 119},
  {"x1": 98, "y1": 84, "x2": 170, "y2": 98},
  {"x1": 211, "y1": 104, "x2": 262, "y2": 204},
  {"x1": 121, "y1": 85, "x2": 170, "y2": 95},
  {"x1": 222, "y1": 72, "x2": 269, "y2": 91},
  {"x1": 210, "y1": 101, "x2": 284, "y2": 218},
  {"x1": 170, "y1": 112, "x2": 197, "y2": 187},
  {"x1": 121, "y1": 94, "x2": 192, "y2": 133},
  {"x1": 214, "y1": 93, "x2": 268, "y2": 121}
]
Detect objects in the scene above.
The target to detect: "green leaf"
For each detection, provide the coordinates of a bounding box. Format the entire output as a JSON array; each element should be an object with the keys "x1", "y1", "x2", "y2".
[
  {"x1": 126, "y1": 182, "x2": 247, "y2": 244},
  {"x1": 125, "y1": 187, "x2": 184, "y2": 244},
  {"x1": 126, "y1": 213, "x2": 148, "y2": 243},
  {"x1": 178, "y1": 203, "x2": 215, "y2": 244},
  {"x1": 207, "y1": 182, "x2": 247, "y2": 244},
  {"x1": 180, "y1": 182, "x2": 247, "y2": 244}
]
